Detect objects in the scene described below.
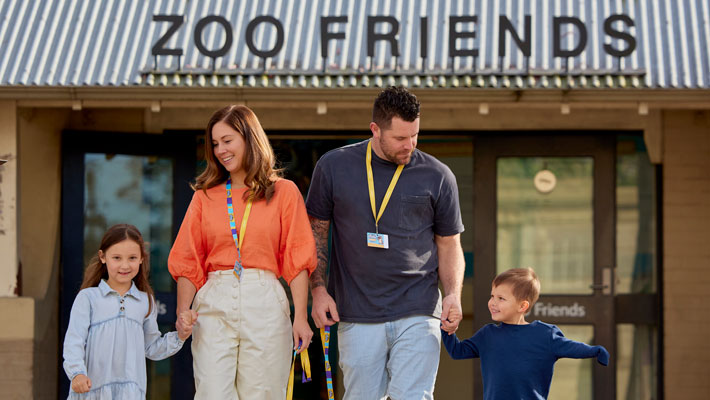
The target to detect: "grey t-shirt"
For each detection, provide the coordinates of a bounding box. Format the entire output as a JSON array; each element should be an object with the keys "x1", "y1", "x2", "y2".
[{"x1": 306, "y1": 140, "x2": 464, "y2": 323}]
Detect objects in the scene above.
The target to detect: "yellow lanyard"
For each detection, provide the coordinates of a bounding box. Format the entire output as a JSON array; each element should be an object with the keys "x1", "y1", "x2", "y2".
[
  {"x1": 286, "y1": 345, "x2": 311, "y2": 399},
  {"x1": 226, "y1": 179, "x2": 253, "y2": 279},
  {"x1": 366, "y1": 140, "x2": 404, "y2": 233},
  {"x1": 321, "y1": 326, "x2": 334, "y2": 399}
]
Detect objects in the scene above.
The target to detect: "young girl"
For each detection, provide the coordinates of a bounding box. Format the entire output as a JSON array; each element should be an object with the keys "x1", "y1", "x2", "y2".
[{"x1": 63, "y1": 224, "x2": 194, "y2": 399}]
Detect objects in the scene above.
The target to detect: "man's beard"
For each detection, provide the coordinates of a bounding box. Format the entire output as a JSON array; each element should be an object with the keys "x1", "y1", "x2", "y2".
[{"x1": 379, "y1": 137, "x2": 413, "y2": 165}]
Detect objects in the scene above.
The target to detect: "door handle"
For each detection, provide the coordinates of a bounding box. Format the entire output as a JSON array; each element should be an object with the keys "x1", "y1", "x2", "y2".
[
  {"x1": 589, "y1": 283, "x2": 609, "y2": 289},
  {"x1": 589, "y1": 267, "x2": 612, "y2": 295}
]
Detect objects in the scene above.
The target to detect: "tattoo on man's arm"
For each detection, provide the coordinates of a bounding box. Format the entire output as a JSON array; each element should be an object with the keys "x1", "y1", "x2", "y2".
[{"x1": 309, "y1": 217, "x2": 330, "y2": 290}]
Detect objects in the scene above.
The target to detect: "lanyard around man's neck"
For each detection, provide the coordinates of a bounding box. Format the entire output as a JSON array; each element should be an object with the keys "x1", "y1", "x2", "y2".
[{"x1": 366, "y1": 140, "x2": 404, "y2": 233}]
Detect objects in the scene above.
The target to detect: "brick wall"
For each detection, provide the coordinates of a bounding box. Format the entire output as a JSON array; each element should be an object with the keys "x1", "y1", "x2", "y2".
[{"x1": 663, "y1": 110, "x2": 710, "y2": 399}]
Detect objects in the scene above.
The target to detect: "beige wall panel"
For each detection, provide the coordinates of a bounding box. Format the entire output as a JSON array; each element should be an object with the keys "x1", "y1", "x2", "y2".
[
  {"x1": 662, "y1": 179, "x2": 710, "y2": 194},
  {"x1": 0, "y1": 339, "x2": 33, "y2": 399},
  {"x1": 674, "y1": 255, "x2": 710, "y2": 269},
  {"x1": 253, "y1": 107, "x2": 372, "y2": 131},
  {"x1": 664, "y1": 165, "x2": 710, "y2": 179},
  {"x1": 17, "y1": 108, "x2": 67, "y2": 400},
  {"x1": 33, "y1": 300, "x2": 58, "y2": 400},
  {"x1": 0, "y1": 297, "x2": 34, "y2": 339},
  {"x1": 664, "y1": 267, "x2": 710, "y2": 283},
  {"x1": 0, "y1": 342, "x2": 33, "y2": 380},
  {"x1": 662, "y1": 110, "x2": 710, "y2": 400},
  {"x1": 420, "y1": 107, "x2": 648, "y2": 131},
  {"x1": 251, "y1": 104, "x2": 651, "y2": 132},
  {"x1": 643, "y1": 110, "x2": 663, "y2": 163},
  {"x1": 663, "y1": 293, "x2": 702, "y2": 310},
  {"x1": 67, "y1": 109, "x2": 145, "y2": 132},
  {"x1": 56, "y1": 103, "x2": 661, "y2": 134},
  {"x1": 665, "y1": 215, "x2": 710, "y2": 233},
  {"x1": 0, "y1": 303, "x2": 34, "y2": 396},
  {"x1": 72, "y1": 106, "x2": 373, "y2": 132},
  {"x1": 144, "y1": 107, "x2": 215, "y2": 131},
  {"x1": 18, "y1": 108, "x2": 67, "y2": 298},
  {"x1": 664, "y1": 236, "x2": 710, "y2": 257},
  {"x1": 0, "y1": 101, "x2": 18, "y2": 296},
  {"x1": 137, "y1": 103, "x2": 655, "y2": 133}
]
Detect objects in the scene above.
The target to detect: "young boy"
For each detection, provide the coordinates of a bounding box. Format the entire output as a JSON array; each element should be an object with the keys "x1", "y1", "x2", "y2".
[{"x1": 441, "y1": 268, "x2": 609, "y2": 400}]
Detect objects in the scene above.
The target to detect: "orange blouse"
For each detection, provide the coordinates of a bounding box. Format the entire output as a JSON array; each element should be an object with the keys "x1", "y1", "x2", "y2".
[{"x1": 168, "y1": 179, "x2": 317, "y2": 290}]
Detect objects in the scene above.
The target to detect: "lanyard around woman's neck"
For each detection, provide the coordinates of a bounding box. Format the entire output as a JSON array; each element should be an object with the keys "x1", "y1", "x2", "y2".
[{"x1": 226, "y1": 179, "x2": 253, "y2": 279}]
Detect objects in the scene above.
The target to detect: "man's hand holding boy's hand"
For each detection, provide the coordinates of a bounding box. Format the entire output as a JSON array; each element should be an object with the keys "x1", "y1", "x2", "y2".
[
  {"x1": 441, "y1": 294, "x2": 463, "y2": 334},
  {"x1": 177, "y1": 310, "x2": 198, "y2": 340}
]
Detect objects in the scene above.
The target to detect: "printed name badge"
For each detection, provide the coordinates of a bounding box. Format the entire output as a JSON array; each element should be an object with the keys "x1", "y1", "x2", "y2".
[{"x1": 367, "y1": 232, "x2": 389, "y2": 249}]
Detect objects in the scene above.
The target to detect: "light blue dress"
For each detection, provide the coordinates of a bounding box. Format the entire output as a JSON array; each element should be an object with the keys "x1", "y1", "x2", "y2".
[{"x1": 63, "y1": 280, "x2": 184, "y2": 399}]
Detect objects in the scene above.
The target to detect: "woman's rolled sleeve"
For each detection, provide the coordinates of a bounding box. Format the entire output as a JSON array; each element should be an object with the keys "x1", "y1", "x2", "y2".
[
  {"x1": 279, "y1": 181, "x2": 317, "y2": 284},
  {"x1": 168, "y1": 192, "x2": 207, "y2": 290}
]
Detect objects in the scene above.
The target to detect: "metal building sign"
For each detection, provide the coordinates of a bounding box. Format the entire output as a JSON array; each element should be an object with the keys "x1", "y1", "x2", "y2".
[
  {"x1": 152, "y1": 13, "x2": 636, "y2": 74},
  {"x1": 1, "y1": 0, "x2": 708, "y2": 88}
]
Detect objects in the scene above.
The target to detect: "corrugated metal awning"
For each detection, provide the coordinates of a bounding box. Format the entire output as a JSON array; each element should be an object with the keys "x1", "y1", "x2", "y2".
[
  {"x1": 139, "y1": 73, "x2": 647, "y2": 89},
  {"x1": 1, "y1": 0, "x2": 708, "y2": 89}
]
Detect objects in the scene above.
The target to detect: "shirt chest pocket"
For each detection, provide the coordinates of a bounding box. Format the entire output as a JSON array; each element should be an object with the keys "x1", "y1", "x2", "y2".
[{"x1": 398, "y1": 194, "x2": 434, "y2": 231}]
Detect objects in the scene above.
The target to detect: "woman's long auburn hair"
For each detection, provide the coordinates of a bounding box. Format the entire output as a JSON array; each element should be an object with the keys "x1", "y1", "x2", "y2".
[
  {"x1": 80, "y1": 224, "x2": 154, "y2": 317},
  {"x1": 193, "y1": 105, "x2": 281, "y2": 202}
]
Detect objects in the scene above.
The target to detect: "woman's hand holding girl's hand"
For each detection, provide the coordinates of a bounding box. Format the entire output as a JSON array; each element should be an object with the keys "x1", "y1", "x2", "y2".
[
  {"x1": 292, "y1": 317, "x2": 313, "y2": 354},
  {"x1": 71, "y1": 374, "x2": 92, "y2": 393},
  {"x1": 177, "y1": 310, "x2": 198, "y2": 340}
]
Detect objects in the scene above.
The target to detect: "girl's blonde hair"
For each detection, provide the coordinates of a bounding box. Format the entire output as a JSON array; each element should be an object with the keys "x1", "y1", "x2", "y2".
[
  {"x1": 80, "y1": 224, "x2": 154, "y2": 317},
  {"x1": 192, "y1": 105, "x2": 281, "y2": 202}
]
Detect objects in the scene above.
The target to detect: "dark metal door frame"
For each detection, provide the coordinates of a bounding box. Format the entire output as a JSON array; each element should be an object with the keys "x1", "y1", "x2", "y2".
[
  {"x1": 60, "y1": 130, "x2": 196, "y2": 399},
  {"x1": 473, "y1": 134, "x2": 617, "y2": 399}
]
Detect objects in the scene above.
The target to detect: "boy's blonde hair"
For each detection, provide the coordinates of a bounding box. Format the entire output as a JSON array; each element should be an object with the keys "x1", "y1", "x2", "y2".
[{"x1": 493, "y1": 268, "x2": 540, "y2": 307}]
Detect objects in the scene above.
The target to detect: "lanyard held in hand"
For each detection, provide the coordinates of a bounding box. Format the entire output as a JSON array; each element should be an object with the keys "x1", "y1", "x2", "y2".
[
  {"x1": 321, "y1": 326, "x2": 334, "y2": 400},
  {"x1": 287, "y1": 341, "x2": 312, "y2": 399}
]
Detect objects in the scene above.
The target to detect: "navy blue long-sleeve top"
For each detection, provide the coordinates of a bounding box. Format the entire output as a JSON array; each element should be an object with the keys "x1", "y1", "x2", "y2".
[{"x1": 442, "y1": 320, "x2": 609, "y2": 400}]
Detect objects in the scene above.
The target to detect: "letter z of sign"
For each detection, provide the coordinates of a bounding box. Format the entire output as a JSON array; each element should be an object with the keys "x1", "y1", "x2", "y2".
[{"x1": 152, "y1": 15, "x2": 185, "y2": 56}]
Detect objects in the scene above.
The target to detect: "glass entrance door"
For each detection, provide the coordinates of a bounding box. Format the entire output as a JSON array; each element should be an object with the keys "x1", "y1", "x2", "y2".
[
  {"x1": 60, "y1": 131, "x2": 195, "y2": 399},
  {"x1": 473, "y1": 135, "x2": 616, "y2": 399}
]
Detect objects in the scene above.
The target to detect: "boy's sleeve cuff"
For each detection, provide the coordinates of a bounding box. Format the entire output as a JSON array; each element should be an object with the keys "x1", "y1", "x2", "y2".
[{"x1": 597, "y1": 347, "x2": 610, "y2": 366}]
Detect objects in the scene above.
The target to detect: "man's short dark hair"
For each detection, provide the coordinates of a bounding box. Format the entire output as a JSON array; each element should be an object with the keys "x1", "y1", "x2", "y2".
[{"x1": 372, "y1": 86, "x2": 420, "y2": 130}]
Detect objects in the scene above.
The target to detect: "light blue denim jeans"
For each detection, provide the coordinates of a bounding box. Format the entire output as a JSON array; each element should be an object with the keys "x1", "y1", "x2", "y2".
[{"x1": 337, "y1": 315, "x2": 441, "y2": 400}]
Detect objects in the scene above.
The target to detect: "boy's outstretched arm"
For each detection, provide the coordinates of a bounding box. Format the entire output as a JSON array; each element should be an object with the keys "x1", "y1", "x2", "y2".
[
  {"x1": 441, "y1": 329, "x2": 481, "y2": 360},
  {"x1": 550, "y1": 326, "x2": 610, "y2": 366}
]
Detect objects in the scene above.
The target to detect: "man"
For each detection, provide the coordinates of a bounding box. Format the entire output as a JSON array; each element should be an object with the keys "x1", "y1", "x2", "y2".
[{"x1": 306, "y1": 86, "x2": 465, "y2": 399}]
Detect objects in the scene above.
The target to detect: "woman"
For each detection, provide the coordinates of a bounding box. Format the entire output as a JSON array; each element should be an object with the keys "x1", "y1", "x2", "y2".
[{"x1": 168, "y1": 105, "x2": 316, "y2": 399}]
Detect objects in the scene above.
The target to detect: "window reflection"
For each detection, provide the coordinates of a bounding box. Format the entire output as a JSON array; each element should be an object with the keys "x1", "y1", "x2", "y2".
[
  {"x1": 616, "y1": 137, "x2": 657, "y2": 294},
  {"x1": 497, "y1": 157, "x2": 594, "y2": 294},
  {"x1": 83, "y1": 154, "x2": 174, "y2": 292},
  {"x1": 616, "y1": 324, "x2": 657, "y2": 400},
  {"x1": 548, "y1": 325, "x2": 594, "y2": 400}
]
